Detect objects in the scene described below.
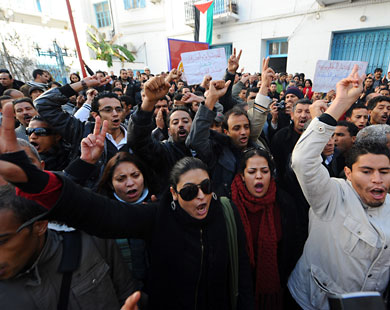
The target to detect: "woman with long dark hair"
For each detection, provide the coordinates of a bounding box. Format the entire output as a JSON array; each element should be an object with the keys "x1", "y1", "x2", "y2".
[
  {"x1": 231, "y1": 147, "x2": 305, "y2": 310},
  {"x1": 97, "y1": 152, "x2": 158, "y2": 289}
]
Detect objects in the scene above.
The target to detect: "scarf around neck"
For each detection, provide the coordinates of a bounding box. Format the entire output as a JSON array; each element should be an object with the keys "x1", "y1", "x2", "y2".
[{"x1": 231, "y1": 174, "x2": 282, "y2": 310}]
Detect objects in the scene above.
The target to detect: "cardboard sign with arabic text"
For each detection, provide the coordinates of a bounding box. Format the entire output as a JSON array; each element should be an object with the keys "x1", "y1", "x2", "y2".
[
  {"x1": 313, "y1": 60, "x2": 368, "y2": 93},
  {"x1": 181, "y1": 48, "x2": 227, "y2": 85}
]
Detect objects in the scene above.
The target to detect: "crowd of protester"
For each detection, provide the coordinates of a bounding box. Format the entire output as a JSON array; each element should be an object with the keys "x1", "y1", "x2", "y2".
[{"x1": 1, "y1": 49, "x2": 390, "y2": 310}]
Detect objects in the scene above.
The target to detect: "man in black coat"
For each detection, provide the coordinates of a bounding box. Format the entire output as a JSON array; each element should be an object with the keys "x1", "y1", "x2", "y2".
[
  {"x1": 127, "y1": 70, "x2": 194, "y2": 184},
  {"x1": 271, "y1": 98, "x2": 312, "y2": 245},
  {"x1": 0, "y1": 70, "x2": 24, "y2": 95}
]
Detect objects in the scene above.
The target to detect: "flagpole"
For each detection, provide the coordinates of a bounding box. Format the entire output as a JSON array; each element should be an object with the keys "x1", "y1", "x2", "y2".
[{"x1": 65, "y1": 0, "x2": 87, "y2": 78}]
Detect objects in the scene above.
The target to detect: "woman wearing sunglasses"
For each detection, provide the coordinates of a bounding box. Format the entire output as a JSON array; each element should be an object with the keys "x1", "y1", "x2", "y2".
[
  {"x1": 231, "y1": 147, "x2": 304, "y2": 310},
  {"x1": 0, "y1": 111, "x2": 254, "y2": 309}
]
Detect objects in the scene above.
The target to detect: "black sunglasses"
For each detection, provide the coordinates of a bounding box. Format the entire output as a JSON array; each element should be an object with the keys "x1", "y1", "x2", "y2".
[
  {"x1": 26, "y1": 127, "x2": 53, "y2": 136},
  {"x1": 176, "y1": 179, "x2": 212, "y2": 201}
]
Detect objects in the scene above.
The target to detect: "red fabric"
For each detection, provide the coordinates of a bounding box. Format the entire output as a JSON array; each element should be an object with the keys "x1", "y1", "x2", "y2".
[
  {"x1": 194, "y1": 0, "x2": 214, "y2": 14},
  {"x1": 16, "y1": 171, "x2": 62, "y2": 210},
  {"x1": 231, "y1": 174, "x2": 282, "y2": 310},
  {"x1": 303, "y1": 87, "x2": 313, "y2": 100}
]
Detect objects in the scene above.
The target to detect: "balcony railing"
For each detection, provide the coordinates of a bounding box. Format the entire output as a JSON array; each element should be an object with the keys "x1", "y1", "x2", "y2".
[{"x1": 184, "y1": 0, "x2": 239, "y2": 26}]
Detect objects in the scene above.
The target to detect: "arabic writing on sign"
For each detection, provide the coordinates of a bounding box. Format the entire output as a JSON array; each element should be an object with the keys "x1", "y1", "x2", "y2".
[
  {"x1": 181, "y1": 48, "x2": 227, "y2": 85},
  {"x1": 313, "y1": 60, "x2": 368, "y2": 93}
]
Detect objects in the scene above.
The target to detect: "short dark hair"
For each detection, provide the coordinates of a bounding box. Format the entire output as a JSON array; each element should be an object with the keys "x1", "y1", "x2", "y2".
[
  {"x1": 30, "y1": 115, "x2": 48, "y2": 124},
  {"x1": 374, "y1": 68, "x2": 383, "y2": 73},
  {"x1": 174, "y1": 93, "x2": 184, "y2": 101},
  {"x1": 96, "y1": 70, "x2": 106, "y2": 77},
  {"x1": 170, "y1": 157, "x2": 209, "y2": 189},
  {"x1": 13, "y1": 97, "x2": 35, "y2": 109},
  {"x1": 3, "y1": 89, "x2": 20, "y2": 96},
  {"x1": 91, "y1": 91, "x2": 121, "y2": 113},
  {"x1": 346, "y1": 142, "x2": 390, "y2": 169},
  {"x1": 222, "y1": 106, "x2": 250, "y2": 131},
  {"x1": 246, "y1": 87, "x2": 259, "y2": 98},
  {"x1": 32, "y1": 69, "x2": 45, "y2": 79},
  {"x1": 0, "y1": 185, "x2": 47, "y2": 226},
  {"x1": 0, "y1": 71, "x2": 12, "y2": 79},
  {"x1": 49, "y1": 81, "x2": 62, "y2": 88},
  {"x1": 337, "y1": 121, "x2": 359, "y2": 137},
  {"x1": 345, "y1": 103, "x2": 368, "y2": 118},
  {"x1": 159, "y1": 95, "x2": 169, "y2": 104},
  {"x1": 293, "y1": 98, "x2": 312, "y2": 110},
  {"x1": 119, "y1": 95, "x2": 134, "y2": 108},
  {"x1": 166, "y1": 106, "x2": 192, "y2": 127},
  {"x1": 367, "y1": 95, "x2": 390, "y2": 110},
  {"x1": 0, "y1": 95, "x2": 12, "y2": 107},
  {"x1": 112, "y1": 87, "x2": 123, "y2": 93}
]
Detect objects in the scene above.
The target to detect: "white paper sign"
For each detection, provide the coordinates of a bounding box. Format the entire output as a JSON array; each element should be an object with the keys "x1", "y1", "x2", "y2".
[
  {"x1": 313, "y1": 60, "x2": 368, "y2": 93},
  {"x1": 181, "y1": 48, "x2": 227, "y2": 85}
]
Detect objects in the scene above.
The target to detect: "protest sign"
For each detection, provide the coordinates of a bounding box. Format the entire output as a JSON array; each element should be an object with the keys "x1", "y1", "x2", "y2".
[
  {"x1": 181, "y1": 48, "x2": 227, "y2": 85},
  {"x1": 167, "y1": 38, "x2": 209, "y2": 71},
  {"x1": 313, "y1": 60, "x2": 368, "y2": 93}
]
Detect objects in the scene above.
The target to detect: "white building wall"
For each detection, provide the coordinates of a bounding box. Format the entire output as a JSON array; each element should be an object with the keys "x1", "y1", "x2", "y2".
[{"x1": 107, "y1": 0, "x2": 390, "y2": 78}]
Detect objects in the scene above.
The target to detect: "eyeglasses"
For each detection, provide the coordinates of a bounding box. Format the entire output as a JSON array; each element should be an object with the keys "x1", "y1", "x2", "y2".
[
  {"x1": 176, "y1": 179, "x2": 212, "y2": 201},
  {"x1": 26, "y1": 127, "x2": 53, "y2": 136},
  {"x1": 99, "y1": 106, "x2": 124, "y2": 113}
]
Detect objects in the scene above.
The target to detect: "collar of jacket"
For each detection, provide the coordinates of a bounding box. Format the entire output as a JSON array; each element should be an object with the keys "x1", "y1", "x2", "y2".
[
  {"x1": 15, "y1": 230, "x2": 60, "y2": 287},
  {"x1": 167, "y1": 136, "x2": 194, "y2": 155},
  {"x1": 283, "y1": 122, "x2": 300, "y2": 141}
]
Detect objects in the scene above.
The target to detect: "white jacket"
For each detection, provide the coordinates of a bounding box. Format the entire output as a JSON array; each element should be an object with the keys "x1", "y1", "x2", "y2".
[{"x1": 288, "y1": 117, "x2": 390, "y2": 310}]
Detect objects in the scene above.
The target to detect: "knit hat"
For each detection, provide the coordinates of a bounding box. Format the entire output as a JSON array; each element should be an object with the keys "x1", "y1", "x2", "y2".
[{"x1": 285, "y1": 87, "x2": 303, "y2": 99}]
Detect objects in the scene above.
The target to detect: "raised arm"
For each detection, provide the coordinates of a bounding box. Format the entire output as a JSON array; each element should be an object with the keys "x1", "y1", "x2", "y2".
[
  {"x1": 74, "y1": 88, "x2": 98, "y2": 122},
  {"x1": 247, "y1": 57, "x2": 274, "y2": 142},
  {"x1": 232, "y1": 73, "x2": 249, "y2": 101},
  {"x1": 219, "y1": 48, "x2": 242, "y2": 111},
  {"x1": 291, "y1": 65, "x2": 364, "y2": 217},
  {"x1": 186, "y1": 80, "x2": 230, "y2": 164},
  {"x1": 35, "y1": 75, "x2": 111, "y2": 146},
  {"x1": 127, "y1": 76, "x2": 171, "y2": 164},
  {"x1": 0, "y1": 107, "x2": 155, "y2": 239}
]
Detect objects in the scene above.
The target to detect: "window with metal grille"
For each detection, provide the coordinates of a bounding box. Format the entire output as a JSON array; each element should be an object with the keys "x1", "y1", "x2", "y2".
[
  {"x1": 331, "y1": 29, "x2": 390, "y2": 74},
  {"x1": 124, "y1": 0, "x2": 146, "y2": 10},
  {"x1": 94, "y1": 1, "x2": 111, "y2": 28}
]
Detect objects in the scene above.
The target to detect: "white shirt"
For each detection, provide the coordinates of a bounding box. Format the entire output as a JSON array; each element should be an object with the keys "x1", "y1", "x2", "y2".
[{"x1": 106, "y1": 126, "x2": 127, "y2": 149}]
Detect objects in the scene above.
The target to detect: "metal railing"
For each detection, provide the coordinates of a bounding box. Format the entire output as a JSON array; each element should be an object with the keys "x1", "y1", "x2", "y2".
[{"x1": 184, "y1": 0, "x2": 238, "y2": 24}]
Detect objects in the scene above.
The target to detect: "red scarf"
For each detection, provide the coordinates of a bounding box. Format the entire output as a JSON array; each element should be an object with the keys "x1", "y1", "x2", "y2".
[{"x1": 231, "y1": 174, "x2": 282, "y2": 310}]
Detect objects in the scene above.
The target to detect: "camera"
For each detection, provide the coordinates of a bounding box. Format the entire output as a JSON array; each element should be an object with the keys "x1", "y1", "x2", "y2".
[{"x1": 275, "y1": 100, "x2": 286, "y2": 111}]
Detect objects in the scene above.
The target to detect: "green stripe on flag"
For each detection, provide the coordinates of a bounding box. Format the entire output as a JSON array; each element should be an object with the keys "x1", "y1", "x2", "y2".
[{"x1": 206, "y1": 2, "x2": 214, "y2": 45}]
